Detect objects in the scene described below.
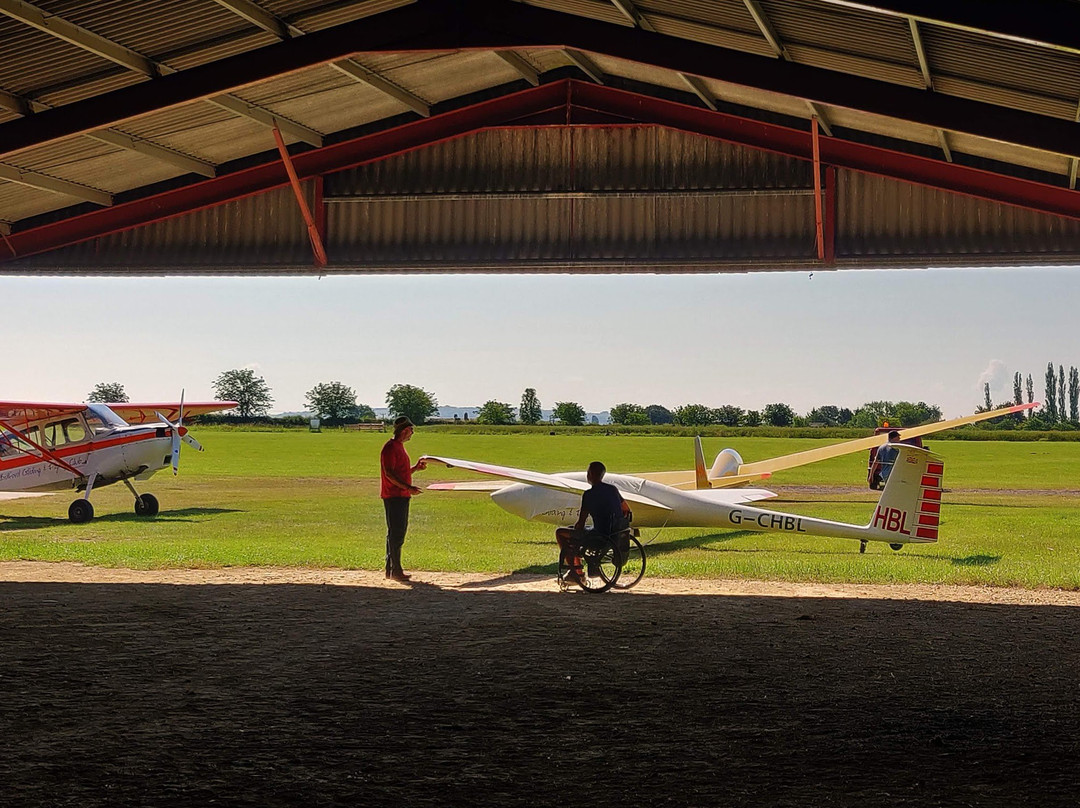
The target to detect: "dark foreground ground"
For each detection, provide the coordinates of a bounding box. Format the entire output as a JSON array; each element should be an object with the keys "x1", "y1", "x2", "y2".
[{"x1": 2, "y1": 572, "x2": 1078, "y2": 807}]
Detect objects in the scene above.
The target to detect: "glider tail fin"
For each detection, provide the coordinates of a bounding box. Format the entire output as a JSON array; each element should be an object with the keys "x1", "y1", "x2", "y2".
[
  {"x1": 865, "y1": 444, "x2": 944, "y2": 543},
  {"x1": 694, "y1": 437, "x2": 709, "y2": 489}
]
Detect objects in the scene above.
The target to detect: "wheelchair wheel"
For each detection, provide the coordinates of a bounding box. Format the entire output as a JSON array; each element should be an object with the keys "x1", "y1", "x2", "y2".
[
  {"x1": 611, "y1": 535, "x2": 646, "y2": 590},
  {"x1": 580, "y1": 537, "x2": 620, "y2": 593}
]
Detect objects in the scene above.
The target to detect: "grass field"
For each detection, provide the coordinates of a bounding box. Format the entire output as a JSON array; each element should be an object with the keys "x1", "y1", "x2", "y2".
[{"x1": 2, "y1": 429, "x2": 1079, "y2": 589}]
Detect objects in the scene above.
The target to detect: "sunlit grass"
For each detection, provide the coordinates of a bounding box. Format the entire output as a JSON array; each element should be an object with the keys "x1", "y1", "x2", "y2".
[{"x1": 1, "y1": 429, "x2": 1079, "y2": 589}]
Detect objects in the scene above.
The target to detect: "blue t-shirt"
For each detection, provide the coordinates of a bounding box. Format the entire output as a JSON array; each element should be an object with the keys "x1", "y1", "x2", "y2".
[{"x1": 581, "y1": 481, "x2": 625, "y2": 534}]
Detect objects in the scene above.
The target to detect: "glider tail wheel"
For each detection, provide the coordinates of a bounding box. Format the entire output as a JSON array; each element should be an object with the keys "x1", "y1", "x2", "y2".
[
  {"x1": 890, "y1": 543, "x2": 903, "y2": 551},
  {"x1": 134, "y1": 493, "x2": 160, "y2": 517},
  {"x1": 68, "y1": 499, "x2": 94, "y2": 524}
]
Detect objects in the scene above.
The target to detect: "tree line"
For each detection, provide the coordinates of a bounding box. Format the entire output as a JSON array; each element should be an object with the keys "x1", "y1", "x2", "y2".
[
  {"x1": 95, "y1": 369, "x2": 1071, "y2": 430},
  {"x1": 984, "y1": 363, "x2": 1080, "y2": 429}
]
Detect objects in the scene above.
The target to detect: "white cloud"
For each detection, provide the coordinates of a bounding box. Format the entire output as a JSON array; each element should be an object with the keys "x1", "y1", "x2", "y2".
[{"x1": 976, "y1": 359, "x2": 1008, "y2": 395}]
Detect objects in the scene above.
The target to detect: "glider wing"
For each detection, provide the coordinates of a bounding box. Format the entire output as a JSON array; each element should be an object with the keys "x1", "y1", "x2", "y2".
[
  {"x1": 735, "y1": 402, "x2": 1038, "y2": 478},
  {"x1": 421, "y1": 455, "x2": 671, "y2": 511}
]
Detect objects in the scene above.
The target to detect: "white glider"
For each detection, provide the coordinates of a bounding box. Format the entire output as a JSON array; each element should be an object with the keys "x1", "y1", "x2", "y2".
[{"x1": 423, "y1": 443, "x2": 944, "y2": 549}]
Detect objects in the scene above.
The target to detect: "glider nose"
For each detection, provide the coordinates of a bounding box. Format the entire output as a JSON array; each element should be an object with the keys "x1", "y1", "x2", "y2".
[{"x1": 491, "y1": 483, "x2": 533, "y2": 520}]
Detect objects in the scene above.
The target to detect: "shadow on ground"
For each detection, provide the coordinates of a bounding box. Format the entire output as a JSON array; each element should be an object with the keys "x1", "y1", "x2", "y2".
[
  {"x1": 0, "y1": 507, "x2": 243, "y2": 530},
  {"x1": 2, "y1": 580, "x2": 1077, "y2": 807}
]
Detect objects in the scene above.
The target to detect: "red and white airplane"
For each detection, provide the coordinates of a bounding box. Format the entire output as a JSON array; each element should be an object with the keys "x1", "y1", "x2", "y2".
[{"x1": 0, "y1": 398, "x2": 236, "y2": 523}]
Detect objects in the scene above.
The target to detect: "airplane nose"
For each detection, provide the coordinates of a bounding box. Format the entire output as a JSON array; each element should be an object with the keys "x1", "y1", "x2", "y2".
[{"x1": 491, "y1": 484, "x2": 532, "y2": 519}]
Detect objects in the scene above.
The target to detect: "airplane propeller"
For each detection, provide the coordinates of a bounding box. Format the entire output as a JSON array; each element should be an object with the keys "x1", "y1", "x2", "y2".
[{"x1": 155, "y1": 391, "x2": 204, "y2": 475}]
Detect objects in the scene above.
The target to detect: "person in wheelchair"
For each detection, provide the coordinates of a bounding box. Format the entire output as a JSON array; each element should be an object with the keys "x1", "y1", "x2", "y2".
[{"x1": 555, "y1": 461, "x2": 632, "y2": 584}]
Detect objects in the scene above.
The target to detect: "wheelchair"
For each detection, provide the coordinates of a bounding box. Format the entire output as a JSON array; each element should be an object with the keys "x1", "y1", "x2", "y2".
[{"x1": 557, "y1": 523, "x2": 647, "y2": 594}]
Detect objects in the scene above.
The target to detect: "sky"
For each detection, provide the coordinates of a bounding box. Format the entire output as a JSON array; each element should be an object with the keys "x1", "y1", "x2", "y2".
[{"x1": 2, "y1": 265, "x2": 1074, "y2": 418}]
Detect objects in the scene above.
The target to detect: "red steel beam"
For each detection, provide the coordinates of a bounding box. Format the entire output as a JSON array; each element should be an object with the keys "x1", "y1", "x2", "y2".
[
  {"x1": 824, "y1": 166, "x2": 837, "y2": 265},
  {"x1": 273, "y1": 125, "x2": 328, "y2": 268},
  {"x1": 811, "y1": 117, "x2": 824, "y2": 261},
  {"x1": 568, "y1": 82, "x2": 1080, "y2": 223},
  {"x1": 3, "y1": 82, "x2": 567, "y2": 262}
]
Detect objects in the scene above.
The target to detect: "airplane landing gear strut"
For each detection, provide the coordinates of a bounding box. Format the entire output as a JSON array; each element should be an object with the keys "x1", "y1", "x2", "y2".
[{"x1": 123, "y1": 479, "x2": 160, "y2": 517}]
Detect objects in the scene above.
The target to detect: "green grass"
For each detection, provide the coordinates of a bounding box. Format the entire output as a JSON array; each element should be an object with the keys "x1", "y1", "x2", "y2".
[{"x1": 2, "y1": 429, "x2": 1079, "y2": 590}]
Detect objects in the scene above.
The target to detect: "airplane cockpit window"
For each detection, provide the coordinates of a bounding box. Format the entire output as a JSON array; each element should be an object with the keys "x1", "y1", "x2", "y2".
[
  {"x1": 85, "y1": 404, "x2": 126, "y2": 435},
  {"x1": 43, "y1": 418, "x2": 88, "y2": 449},
  {"x1": 2, "y1": 426, "x2": 41, "y2": 456}
]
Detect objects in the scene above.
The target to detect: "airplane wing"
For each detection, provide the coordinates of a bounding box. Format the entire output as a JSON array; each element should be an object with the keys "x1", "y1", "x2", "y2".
[
  {"x1": 108, "y1": 401, "x2": 238, "y2": 424},
  {"x1": 421, "y1": 455, "x2": 672, "y2": 511},
  {"x1": 0, "y1": 402, "x2": 86, "y2": 431},
  {"x1": 689, "y1": 487, "x2": 777, "y2": 504},
  {"x1": 637, "y1": 470, "x2": 771, "y2": 489},
  {"x1": 427, "y1": 480, "x2": 515, "y2": 492},
  {"x1": 734, "y1": 402, "x2": 1038, "y2": 479}
]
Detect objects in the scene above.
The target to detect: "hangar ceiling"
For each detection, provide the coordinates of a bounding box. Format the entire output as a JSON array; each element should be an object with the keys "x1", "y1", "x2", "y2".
[{"x1": 3, "y1": 0, "x2": 1080, "y2": 273}]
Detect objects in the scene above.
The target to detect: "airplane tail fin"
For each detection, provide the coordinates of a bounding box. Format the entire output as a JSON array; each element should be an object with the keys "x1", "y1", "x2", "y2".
[
  {"x1": 694, "y1": 437, "x2": 709, "y2": 489},
  {"x1": 864, "y1": 444, "x2": 944, "y2": 543}
]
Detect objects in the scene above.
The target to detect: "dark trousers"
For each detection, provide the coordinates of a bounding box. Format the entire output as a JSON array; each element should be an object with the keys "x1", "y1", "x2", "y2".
[{"x1": 383, "y1": 497, "x2": 410, "y2": 575}]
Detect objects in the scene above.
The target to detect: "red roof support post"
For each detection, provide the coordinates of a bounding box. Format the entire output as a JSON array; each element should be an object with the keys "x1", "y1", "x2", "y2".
[
  {"x1": 273, "y1": 126, "x2": 328, "y2": 268},
  {"x1": 811, "y1": 116, "x2": 825, "y2": 261},
  {"x1": 824, "y1": 166, "x2": 837, "y2": 265}
]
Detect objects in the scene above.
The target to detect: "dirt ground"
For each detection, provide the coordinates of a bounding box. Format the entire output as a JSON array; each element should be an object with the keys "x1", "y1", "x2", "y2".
[{"x1": 2, "y1": 563, "x2": 1079, "y2": 807}]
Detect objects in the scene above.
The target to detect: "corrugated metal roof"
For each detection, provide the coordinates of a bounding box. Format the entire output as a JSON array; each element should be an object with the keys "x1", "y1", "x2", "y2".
[
  {"x1": 0, "y1": 16, "x2": 115, "y2": 97},
  {"x1": 3, "y1": 0, "x2": 1080, "y2": 272},
  {"x1": 0, "y1": 182, "x2": 71, "y2": 224},
  {"x1": 922, "y1": 25, "x2": 1080, "y2": 116}
]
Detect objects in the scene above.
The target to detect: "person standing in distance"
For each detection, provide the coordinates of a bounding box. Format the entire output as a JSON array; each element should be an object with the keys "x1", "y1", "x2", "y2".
[{"x1": 380, "y1": 416, "x2": 427, "y2": 582}]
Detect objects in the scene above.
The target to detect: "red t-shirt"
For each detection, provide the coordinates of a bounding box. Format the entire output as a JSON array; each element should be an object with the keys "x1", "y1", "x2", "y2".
[{"x1": 380, "y1": 438, "x2": 412, "y2": 499}]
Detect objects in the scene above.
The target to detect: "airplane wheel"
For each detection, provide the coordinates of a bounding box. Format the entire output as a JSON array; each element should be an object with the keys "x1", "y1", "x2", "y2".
[
  {"x1": 134, "y1": 493, "x2": 160, "y2": 517},
  {"x1": 68, "y1": 499, "x2": 94, "y2": 524},
  {"x1": 890, "y1": 543, "x2": 903, "y2": 551}
]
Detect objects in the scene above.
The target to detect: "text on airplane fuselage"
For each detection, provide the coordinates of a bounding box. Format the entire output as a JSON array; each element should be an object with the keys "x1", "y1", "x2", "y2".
[
  {"x1": 728, "y1": 510, "x2": 807, "y2": 532},
  {"x1": 872, "y1": 506, "x2": 911, "y2": 535}
]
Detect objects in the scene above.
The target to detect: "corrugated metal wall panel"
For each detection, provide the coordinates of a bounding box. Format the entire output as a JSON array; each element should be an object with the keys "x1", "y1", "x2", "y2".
[
  {"x1": 329, "y1": 127, "x2": 809, "y2": 196},
  {"x1": 16, "y1": 185, "x2": 313, "y2": 268},
  {"x1": 838, "y1": 170, "x2": 1080, "y2": 258},
  {"x1": 327, "y1": 126, "x2": 814, "y2": 266}
]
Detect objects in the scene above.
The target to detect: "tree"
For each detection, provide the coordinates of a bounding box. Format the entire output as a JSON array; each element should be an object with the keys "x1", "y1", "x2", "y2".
[
  {"x1": 763, "y1": 402, "x2": 796, "y2": 427},
  {"x1": 673, "y1": 404, "x2": 716, "y2": 427},
  {"x1": 982, "y1": 382, "x2": 992, "y2": 413},
  {"x1": 1045, "y1": 362, "x2": 1057, "y2": 422},
  {"x1": 476, "y1": 400, "x2": 515, "y2": 425},
  {"x1": 386, "y1": 383, "x2": 438, "y2": 425},
  {"x1": 807, "y1": 405, "x2": 852, "y2": 427},
  {"x1": 609, "y1": 403, "x2": 650, "y2": 425},
  {"x1": 1070, "y1": 366, "x2": 1079, "y2": 425},
  {"x1": 742, "y1": 410, "x2": 762, "y2": 427},
  {"x1": 519, "y1": 388, "x2": 542, "y2": 425},
  {"x1": 87, "y1": 382, "x2": 128, "y2": 403},
  {"x1": 1059, "y1": 364, "x2": 1066, "y2": 422},
  {"x1": 645, "y1": 404, "x2": 674, "y2": 425},
  {"x1": 1013, "y1": 372, "x2": 1023, "y2": 406},
  {"x1": 712, "y1": 405, "x2": 744, "y2": 426},
  {"x1": 356, "y1": 404, "x2": 376, "y2": 420},
  {"x1": 552, "y1": 401, "x2": 586, "y2": 426},
  {"x1": 1026, "y1": 374, "x2": 1034, "y2": 406},
  {"x1": 305, "y1": 381, "x2": 357, "y2": 424},
  {"x1": 213, "y1": 368, "x2": 273, "y2": 418}
]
